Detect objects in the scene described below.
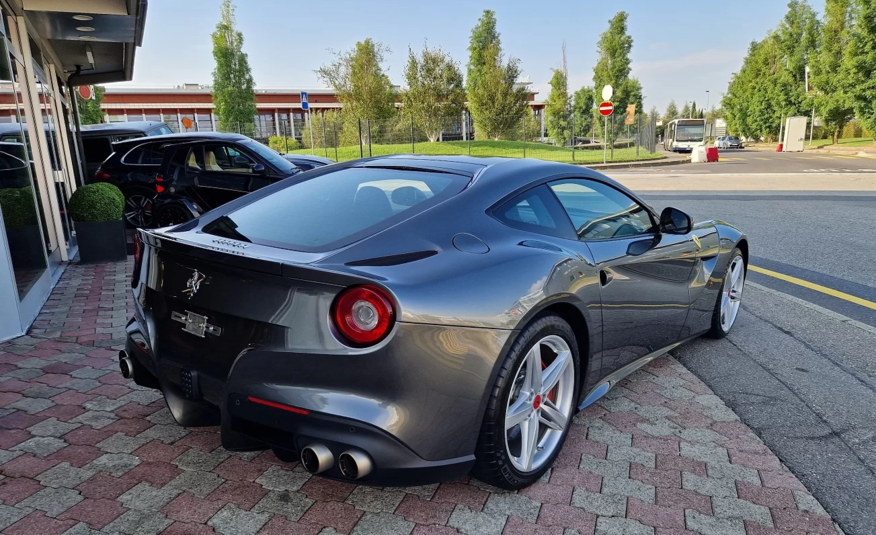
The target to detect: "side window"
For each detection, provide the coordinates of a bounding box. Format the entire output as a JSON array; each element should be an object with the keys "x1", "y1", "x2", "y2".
[
  {"x1": 549, "y1": 179, "x2": 655, "y2": 240},
  {"x1": 204, "y1": 145, "x2": 257, "y2": 173},
  {"x1": 122, "y1": 143, "x2": 164, "y2": 165},
  {"x1": 493, "y1": 185, "x2": 575, "y2": 239},
  {"x1": 82, "y1": 138, "x2": 112, "y2": 163}
]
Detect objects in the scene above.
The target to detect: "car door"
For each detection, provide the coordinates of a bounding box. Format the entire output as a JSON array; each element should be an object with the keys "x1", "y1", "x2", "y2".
[
  {"x1": 548, "y1": 178, "x2": 698, "y2": 376},
  {"x1": 194, "y1": 143, "x2": 261, "y2": 210}
]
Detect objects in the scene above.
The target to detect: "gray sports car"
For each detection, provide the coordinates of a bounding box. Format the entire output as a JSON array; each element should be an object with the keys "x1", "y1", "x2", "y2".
[{"x1": 124, "y1": 155, "x2": 747, "y2": 489}]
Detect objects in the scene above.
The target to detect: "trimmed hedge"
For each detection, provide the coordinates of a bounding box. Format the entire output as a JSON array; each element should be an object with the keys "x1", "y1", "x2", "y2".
[
  {"x1": 68, "y1": 183, "x2": 124, "y2": 223},
  {"x1": 0, "y1": 187, "x2": 38, "y2": 228}
]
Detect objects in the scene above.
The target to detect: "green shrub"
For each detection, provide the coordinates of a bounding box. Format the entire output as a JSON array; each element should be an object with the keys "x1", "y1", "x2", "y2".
[
  {"x1": 68, "y1": 183, "x2": 124, "y2": 222},
  {"x1": 268, "y1": 136, "x2": 300, "y2": 153},
  {"x1": 0, "y1": 187, "x2": 38, "y2": 228}
]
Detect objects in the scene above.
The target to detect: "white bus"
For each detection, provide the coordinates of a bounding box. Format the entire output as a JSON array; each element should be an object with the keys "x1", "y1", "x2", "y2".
[{"x1": 664, "y1": 118, "x2": 706, "y2": 152}]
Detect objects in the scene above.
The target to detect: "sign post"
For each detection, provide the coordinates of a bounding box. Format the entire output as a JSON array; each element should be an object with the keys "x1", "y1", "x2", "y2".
[
  {"x1": 301, "y1": 92, "x2": 314, "y2": 154},
  {"x1": 599, "y1": 100, "x2": 614, "y2": 164}
]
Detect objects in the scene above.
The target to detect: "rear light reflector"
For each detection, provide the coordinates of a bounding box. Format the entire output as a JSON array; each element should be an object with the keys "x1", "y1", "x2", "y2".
[
  {"x1": 133, "y1": 233, "x2": 142, "y2": 265},
  {"x1": 94, "y1": 169, "x2": 111, "y2": 182},
  {"x1": 331, "y1": 285, "x2": 395, "y2": 346},
  {"x1": 247, "y1": 396, "x2": 310, "y2": 415}
]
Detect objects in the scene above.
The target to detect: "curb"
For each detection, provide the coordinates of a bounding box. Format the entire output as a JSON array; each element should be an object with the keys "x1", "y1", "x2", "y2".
[
  {"x1": 587, "y1": 157, "x2": 689, "y2": 170},
  {"x1": 804, "y1": 148, "x2": 876, "y2": 157}
]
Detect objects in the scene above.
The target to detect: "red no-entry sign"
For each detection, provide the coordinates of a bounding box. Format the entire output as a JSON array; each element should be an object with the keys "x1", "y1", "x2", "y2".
[{"x1": 599, "y1": 101, "x2": 614, "y2": 116}]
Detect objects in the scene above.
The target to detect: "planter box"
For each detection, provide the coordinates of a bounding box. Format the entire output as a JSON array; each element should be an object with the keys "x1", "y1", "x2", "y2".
[
  {"x1": 5, "y1": 224, "x2": 46, "y2": 270},
  {"x1": 75, "y1": 218, "x2": 127, "y2": 263}
]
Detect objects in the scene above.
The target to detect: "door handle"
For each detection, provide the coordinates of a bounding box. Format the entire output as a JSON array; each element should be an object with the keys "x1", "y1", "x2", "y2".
[{"x1": 600, "y1": 269, "x2": 613, "y2": 286}]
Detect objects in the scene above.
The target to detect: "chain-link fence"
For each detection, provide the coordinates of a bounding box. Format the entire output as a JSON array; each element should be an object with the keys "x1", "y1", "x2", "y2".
[{"x1": 206, "y1": 111, "x2": 661, "y2": 165}]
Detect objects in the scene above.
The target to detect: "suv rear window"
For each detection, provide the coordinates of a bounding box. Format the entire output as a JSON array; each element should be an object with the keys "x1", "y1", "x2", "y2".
[{"x1": 203, "y1": 167, "x2": 467, "y2": 252}]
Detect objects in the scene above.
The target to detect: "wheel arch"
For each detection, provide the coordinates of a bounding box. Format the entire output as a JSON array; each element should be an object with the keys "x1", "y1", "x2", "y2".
[{"x1": 736, "y1": 238, "x2": 749, "y2": 268}]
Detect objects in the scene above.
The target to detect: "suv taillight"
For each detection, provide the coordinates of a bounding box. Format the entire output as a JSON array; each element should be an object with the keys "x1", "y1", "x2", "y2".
[
  {"x1": 155, "y1": 174, "x2": 165, "y2": 193},
  {"x1": 94, "y1": 169, "x2": 111, "y2": 182},
  {"x1": 331, "y1": 286, "x2": 395, "y2": 346}
]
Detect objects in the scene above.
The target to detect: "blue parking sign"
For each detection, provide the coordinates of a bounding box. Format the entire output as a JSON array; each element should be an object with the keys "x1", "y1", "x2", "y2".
[{"x1": 301, "y1": 92, "x2": 309, "y2": 111}]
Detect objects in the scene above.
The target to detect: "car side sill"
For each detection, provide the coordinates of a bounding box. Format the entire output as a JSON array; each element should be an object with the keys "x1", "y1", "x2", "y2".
[{"x1": 577, "y1": 334, "x2": 702, "y2": 411}]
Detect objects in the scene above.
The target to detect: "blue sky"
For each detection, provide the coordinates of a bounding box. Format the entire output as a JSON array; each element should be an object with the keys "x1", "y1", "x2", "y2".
[{"x1": 118, "y1": 0, "x2": 821, "y2": 113}]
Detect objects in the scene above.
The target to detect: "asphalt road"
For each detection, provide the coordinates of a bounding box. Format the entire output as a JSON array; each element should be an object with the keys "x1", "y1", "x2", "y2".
[{"x1": 604, "y1": 154, "x2": 876, "y2": 535}]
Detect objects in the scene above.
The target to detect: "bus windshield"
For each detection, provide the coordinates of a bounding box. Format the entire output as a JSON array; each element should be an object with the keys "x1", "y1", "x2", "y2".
[{"x1": 676, "y1": 121, "x2": 705, "y2": 142}]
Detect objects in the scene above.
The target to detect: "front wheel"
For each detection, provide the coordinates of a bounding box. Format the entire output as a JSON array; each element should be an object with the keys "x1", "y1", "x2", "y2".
[
  {"x1": 122, "y1": 186, "x2": 156, "y2": 228},
  {"x1": 154, "y1": 202, "x2": 194, "y2": 228},
  {"x1": 473, "y1": 315, "x2": 580, "y2": 489},
  {"x1": 707, "y1": 249, "x2": 745, "y2": 338}
]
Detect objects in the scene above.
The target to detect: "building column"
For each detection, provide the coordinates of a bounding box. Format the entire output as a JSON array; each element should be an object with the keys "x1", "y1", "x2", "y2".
[
  {"x1": 289, "y1": 110, "x2": 296, "y2": 139},
  {"x1": 274, "y1": 109, "x2": 280, "y2": 136}
]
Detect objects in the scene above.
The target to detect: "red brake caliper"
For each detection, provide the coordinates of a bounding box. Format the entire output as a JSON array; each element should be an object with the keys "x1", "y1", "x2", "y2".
[{"x1": 541, "y1": 360, "x2": 556, "y2": 402}]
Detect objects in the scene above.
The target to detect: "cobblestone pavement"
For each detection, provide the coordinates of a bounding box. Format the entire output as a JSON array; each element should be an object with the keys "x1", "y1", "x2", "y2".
[{"x1": 0, "y1": 260, "x2": 841, "y2": 535}]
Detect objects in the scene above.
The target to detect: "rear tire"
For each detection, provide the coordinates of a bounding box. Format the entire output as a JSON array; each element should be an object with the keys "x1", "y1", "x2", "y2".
[
  {"x1": 707, "y1": 248, "x2": 745, "y2": 338},
  {"x1": 473, "y1": 314, "x2": 580, "y2": 490}
]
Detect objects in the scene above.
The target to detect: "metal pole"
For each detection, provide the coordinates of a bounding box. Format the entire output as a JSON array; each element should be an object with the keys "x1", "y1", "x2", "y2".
[
  {"x1": 571, "y1": 112, "x2": 575, "y2": 162},
  {"x1": 636, "y1": 113, "x2": 640, "y2": 158},
  {"x1": 809, "y1": 107, "x2": 815, "y2": 146},
  {"x1": 333, "y1": 122, "x2": 339, "y2": 161},
  {"x1": 308, "y1": 112, "x2": 314, "y2": 155},
  {"x1": 358, "y1": 119, "x2": 363, "y2": 159},
  {"x1": 778, "y1": 110, "x2": 784, "y2": 148},
  {"x1": 322, "y1": 116, "x2": 328, "y2": 158},
  {"x1": 522, "y1": 114, "x2": 526, "y2": 158},
  {"x1": 367, "y1": 119, "x2": 372, "y2": 157},
  {"x1": 603, "y1": 115, "x2": 607, "y2": 164},
  {"x1": 610, "y1": 115, "x2": 614, "y2": 160},
  {"x1": 410, "y1": 116, "x2": 415, "y2": 153},
  {"x1": 467, "y1": 113, "x2": 471, "y2": 155}
]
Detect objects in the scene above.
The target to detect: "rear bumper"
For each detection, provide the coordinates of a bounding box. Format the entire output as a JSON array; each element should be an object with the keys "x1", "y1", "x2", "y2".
[{"x1": 124, "y1": 317, "x2": 510, "y2": 486}]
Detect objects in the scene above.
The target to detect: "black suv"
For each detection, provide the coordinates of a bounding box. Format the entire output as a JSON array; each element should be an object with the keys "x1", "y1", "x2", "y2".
[
  {"x1": 79, "y1": 121, "x2": 173, "y2": 178},
  {"x1": 96, "y1": 132, "x2": 240, "y2": 227},
  {"x1": 151, "y1": 135, "x2": 311, "y2": 227}
]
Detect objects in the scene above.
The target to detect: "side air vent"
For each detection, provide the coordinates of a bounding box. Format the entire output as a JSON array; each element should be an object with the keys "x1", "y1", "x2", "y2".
[{"x1": 346, "y1": 250, "x2": 438, "y2": 267}]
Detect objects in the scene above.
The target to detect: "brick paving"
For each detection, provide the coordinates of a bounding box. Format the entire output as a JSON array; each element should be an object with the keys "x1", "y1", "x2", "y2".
[{"x1": 0, "y1": 259, "x2": 842, "y2": 535}]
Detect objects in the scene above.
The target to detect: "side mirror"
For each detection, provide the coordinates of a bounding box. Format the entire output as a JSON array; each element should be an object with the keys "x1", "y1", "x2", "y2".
[
  {"x1": 660, "y1": 207, "x2": 692, "y2": 234},
  {"x1": 252, "y1": 163, "x2": 266, "y2": 174}
]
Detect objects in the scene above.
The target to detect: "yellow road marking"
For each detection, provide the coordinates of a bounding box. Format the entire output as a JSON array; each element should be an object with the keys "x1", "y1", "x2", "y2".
[
  {"x1": 754, "y1": 157, "x2": 770, "y2": 161},
  {"x1": 750, "y1": 265, "x2": 876, "y2": 311},
  {"x1": 832, "y1": 155, "x2": 860, "y2": 159}
]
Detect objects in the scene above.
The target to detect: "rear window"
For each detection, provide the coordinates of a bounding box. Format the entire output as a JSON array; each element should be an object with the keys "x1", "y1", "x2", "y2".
[
  {"x1": 203, "y1": 167, "x2": 467, "y2": 252},
  {"x1": 122, "y1": 142, "x2": 165, "y2": 165},
  {"x1": 83, "y1": 138, "x2": 112, "y2": 163}
]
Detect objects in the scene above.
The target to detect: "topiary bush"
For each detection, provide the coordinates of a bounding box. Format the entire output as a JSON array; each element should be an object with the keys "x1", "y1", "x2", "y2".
[
  {"x1": 0, "y1": 187, "x2": 38, "y2": 228},
  {"x1": 68, "y1": 183, "x2": 124, "y2": 223}
]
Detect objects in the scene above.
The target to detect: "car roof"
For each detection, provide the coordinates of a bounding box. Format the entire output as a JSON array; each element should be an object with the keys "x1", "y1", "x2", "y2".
[
  {"x1": 346, "y1": 155, "x2": 637, "y2": 204},
  {"x1": 111, "y1": 131, "x2": 248, "y2": 149},
  {"x1": 283, "y1": 154, "x2": 335, "y2": 165},
  {"x1": 80, "y1": 121, "x2": 168, "y2": 136}
]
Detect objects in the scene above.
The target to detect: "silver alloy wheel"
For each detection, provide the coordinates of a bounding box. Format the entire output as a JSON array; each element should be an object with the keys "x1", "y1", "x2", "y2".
[
  {"x1": 720, "y1": 256, "x2": 745, "y2": 332},
  {"x1": 124, "y1": 194, "x2": 154, "y2": 227},
  {"x1": 504, "y1": 334, "x2": 575, "y2": 473}
]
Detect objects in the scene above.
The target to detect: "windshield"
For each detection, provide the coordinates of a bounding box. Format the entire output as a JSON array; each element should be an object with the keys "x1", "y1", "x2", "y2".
[
  {"x1": 240, "y1": 139, "x2": 299, "y2": 174},
  {"x1": 677, "y1": 124, "x2": 705, "y2": 143},
  {"x1": 203, "y1": 167, "x2": 468, "y2": 252}
]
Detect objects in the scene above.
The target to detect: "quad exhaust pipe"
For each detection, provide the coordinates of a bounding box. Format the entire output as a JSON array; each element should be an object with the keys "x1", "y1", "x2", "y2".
[
  {"x1": 338, "y1": 449, "x2": 372, "y2": 480},
  {"x1": 300, "y1": 443, "x2": 334, "y2": 474},
  {"x1": 119, "y1": 351, "x2": 135, "y2": 380}
]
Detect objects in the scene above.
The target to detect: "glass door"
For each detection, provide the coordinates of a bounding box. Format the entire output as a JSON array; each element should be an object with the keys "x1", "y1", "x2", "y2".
[
  {"x1": 35, "y1": 65, "x2": 76, "y2": 257},
  {"x1": 0, "y1": 24, "x2": 50, "y2": 334}
]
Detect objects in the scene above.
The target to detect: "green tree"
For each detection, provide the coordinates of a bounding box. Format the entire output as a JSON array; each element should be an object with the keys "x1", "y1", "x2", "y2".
[
  {"x1": 664, "y1": 100, "x2": 679, "y2": 122},
  {"x1": 690, "y1": 100, "x2": 698, "y2": 118},
  {"x1": 211, "y1": 0, "x2": 257, "y2": 131},
  {"x1": 680, "y1": 102, "x2": 691, "y2": 120},
  {"x1": 573, "y1": 86, "x2": 595, "y2": 139},
  {"x1": 545, "y1": 69, "x2": 571, "y2": 146},
  {"x1": 843, "y1": 0, "x2": 876, "y2": 144},
  {"x1": 402, "y1": 44, "x2": 465, "y2": 142},
  {"x1": 592, "y1": 12, "x2": 643, "y2": 137},
  {"x1": 76, "y1": 86, "x2": 105, "y2": 125},
  {"x1": 467, "y1": 43, "x2": 529, "y2": 140},
  {"x1": 317, "y1": 39, "x2": 396, "y2": 121},
  {"x1": 811, "y1": 0, "x2": 855, "y2": 144},
  {"x1": 466, "y1": 10, "x2": 501, "y2": 96}
]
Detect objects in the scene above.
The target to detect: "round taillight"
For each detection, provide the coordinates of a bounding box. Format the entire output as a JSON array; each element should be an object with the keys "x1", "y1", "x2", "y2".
[{"x1": 332, "y1": 286, "x2": 395, "y2": 346}]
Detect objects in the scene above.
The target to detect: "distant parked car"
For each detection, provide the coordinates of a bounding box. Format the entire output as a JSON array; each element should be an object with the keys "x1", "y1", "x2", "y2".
[
  {"x1": 96, "y1": 132, "x2": 246, "y2": 227},
  {"x1": 80, "y1": 121, "x2": 174, "y2": 179},
  {"x1": 151, "y1": 135, "x2": 305, "y2": 227},
  {"x1": 281, "y1": 153, "x2": 334, "y2": 170}
]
